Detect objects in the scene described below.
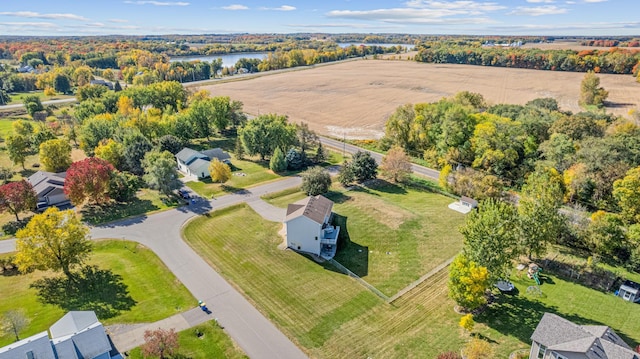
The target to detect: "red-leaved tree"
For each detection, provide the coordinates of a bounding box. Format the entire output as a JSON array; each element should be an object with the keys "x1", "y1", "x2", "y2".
[
  {"x1": 0, "y1": 180, "x2": 37, "y2": 221},
  {"x1": 141, "y1": 328, "x2": 179, "y2": 359},
  {"x1": 64, "y1": 157, "x2": 114, "y2": 206}
]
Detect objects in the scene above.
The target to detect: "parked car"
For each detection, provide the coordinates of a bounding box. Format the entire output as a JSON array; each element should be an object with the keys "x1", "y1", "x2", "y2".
[{"x1": 177, "y1": 189, "x2": 190, "y2": 199}]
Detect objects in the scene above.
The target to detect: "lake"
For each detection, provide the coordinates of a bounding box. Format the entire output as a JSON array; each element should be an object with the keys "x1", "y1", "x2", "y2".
[{"x1": 169, "y1": 52, "x2": 268, "y2": 67}]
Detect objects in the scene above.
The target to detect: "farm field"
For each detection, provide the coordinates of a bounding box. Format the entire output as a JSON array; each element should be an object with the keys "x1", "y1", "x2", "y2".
[{"x1": 198, "y1": 59, "x2": 640, "y2": 139}]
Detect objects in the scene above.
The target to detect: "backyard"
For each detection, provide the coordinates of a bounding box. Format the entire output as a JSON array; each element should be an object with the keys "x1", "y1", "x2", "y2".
[{"x1": 0, "y1": 239, "x2": 194, "y2": 347}]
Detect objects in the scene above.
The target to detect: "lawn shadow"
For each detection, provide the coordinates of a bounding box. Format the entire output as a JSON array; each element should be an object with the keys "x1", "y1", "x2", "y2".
[
  {"x1": 364, "y1": 179, "x2": 408, "y2": 195},
  {"x1": 324, "y1": 190, "x2": 351, "y2": 204},
  {"x1": 221, "y1": 184, "x2": 245, "y2": 193},
  {"x1": 30, "y1": 265, "x2": 136, "y2": 319},
  {"x1": 81, "y1": 199, "x2": 158, "y2": 226},
  {"x1": 475, "y1": 290, "x2": 638, "y2": 347},
  {"x1": 329, "y1": 214, "x2": 369, "y2": 278}
]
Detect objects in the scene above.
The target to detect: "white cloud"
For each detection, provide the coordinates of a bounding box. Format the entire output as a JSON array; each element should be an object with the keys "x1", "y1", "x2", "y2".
[
  {"x1": 526, "y1": 0, "x2": 555, "y2": 2},
  {"x1": 327, "y1": 8, "x2": 496, "y2": 24},
  {"x1": 0, "y1": 21, "x2": 58, "y2": 28},
  {"x1": 404, "y1": 0, "x2": 506, "y2": 12},
  {"x1": 508, "y1": 5, "x2": 568, "y2": 16},
  {"x1": 222, "y1": 4, "x2": 249, "y2": 10},
  {"x1": 123, "y1": 1, "x2": 189, "y2": 6},
  {"x1": 566, "y1": 1, "x2": 576, "y2": 4},
  {"x1": 487, "y1": 21, "x2": 640, "y2": 32},
  {"x1": 0, "y1": 11, "x2": 89, "y2": 21},
  {"x1": 583, "y1": 0, "x2": 607, "y2": 2},
  {"x1": 288, "y1": 23, "x2": 404, "y2": 30},
  {"x1": 108, "y1": 18, "x2": 129, "y2": 23},
  {"x1": 260, "y1": 5, "x2": 296, "y2": 11}
]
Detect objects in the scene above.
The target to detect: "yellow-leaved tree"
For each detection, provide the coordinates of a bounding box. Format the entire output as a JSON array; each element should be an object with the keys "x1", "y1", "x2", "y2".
[
  {"x1": 209, "y1": 159, "x2": 231, "y2": 184},
  {"x1": 448, "y1": 253, "x2": 490, "y2": 312},
  {"x1": 15, "y1": 207, "x2": 91, "y2": 280}
]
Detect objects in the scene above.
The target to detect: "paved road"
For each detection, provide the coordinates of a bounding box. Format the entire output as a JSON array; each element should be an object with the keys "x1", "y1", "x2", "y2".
[
  {"x1": 0, "y1": 97, "x2": 78, "y2": 110},
  {"x1": 319, "y1": 136, "x2": 441, "y2": 180},
  {"x1": 0, "y1": 176, "x2": 306, "y2": 359}
]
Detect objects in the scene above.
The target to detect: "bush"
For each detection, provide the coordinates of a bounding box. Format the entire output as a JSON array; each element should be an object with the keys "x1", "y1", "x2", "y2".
[
  {"x1": 351, "y1": 150, "x2": 378, "y2": 182},
  {"x1": 301, "y1": 166, "x2": 331, "y2": 196},
  {"x1": 437, "y1": 352, "x2": 462, "y2": 359},
  {"x1": 285, "y1": 148, "x2": 305, "y2": 170},
  {"x1": 269, "y1": 147, "x2": 287, "y2": 172}
]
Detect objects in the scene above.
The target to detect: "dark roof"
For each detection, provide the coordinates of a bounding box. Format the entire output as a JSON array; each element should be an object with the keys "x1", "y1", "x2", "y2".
[
  {"x1": 175, "y1": 147, "x2": 208, "y2": 165},
  {"x1": 285, "y1": 195, "x2": 333, "y2": 224},
  {"x1": 27, "y1": 171, "x2": 67, "y2": 197},
  {"x1": 531, "y1": 313, "x2": 637, "y2": 359},
  {"x1": 201, "y1": 148, "x2": 231, "y2": 162}
]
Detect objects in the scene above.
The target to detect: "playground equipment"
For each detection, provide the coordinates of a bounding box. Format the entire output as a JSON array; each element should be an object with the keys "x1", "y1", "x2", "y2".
[{"x1": 527, "y1": 263, "x2": 542, "y2": 285}]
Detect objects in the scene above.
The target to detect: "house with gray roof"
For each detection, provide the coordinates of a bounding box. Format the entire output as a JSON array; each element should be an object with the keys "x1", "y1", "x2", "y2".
[
  {"x1": 530, "y1": 313, "x2": 638, "y2": 359},
  {"x1": 27, "y1": 171, "x2": 69, "y2": 211},
  {"x1": 0, "y1": 311, "x2": 121, "y2": 359},
  {"x1": 284, "y1": 195, "x2": 340, "y2": 259},
  {"x1": 175, "y1": 147, "x2": 231, "y2": 180}
]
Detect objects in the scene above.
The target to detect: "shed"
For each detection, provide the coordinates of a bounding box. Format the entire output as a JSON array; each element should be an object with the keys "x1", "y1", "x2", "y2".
[
  {"x1": 460, "y1": 196, "x2": 478, "y2": 209},
  {"x1": 618, "y1": 280, "x2": 640, "y2": 303}
]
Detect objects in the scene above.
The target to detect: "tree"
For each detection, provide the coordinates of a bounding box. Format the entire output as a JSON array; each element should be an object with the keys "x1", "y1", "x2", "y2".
[
  {"x1": 461, "y1": 338, "x2": 494, "y2": 359},
  {"x1": 15, "y1": 207, "x2": 91, "y2": 280},
  {"x1": 234, "y1": 136, "x2": 245, "y2": 160},
  {"x1": 270, "y1": 147, "x2": 287, "y2": 172},
  {"x1": 39, "y1": 139, "x2": 72, "y2": 173},
  {"x1": 296, "y1": 122, "x2": 319, "y2": 154},
  {"x1": 338, "y1": 162, "x2": 355, "y2": 186},
  {"x1": 94, "y1": 139, "x2": 124, "y2": 170},
  {"x1": 208, "y1": 158, "x2": 232, "y2": 184},
  {"x1": 587, "y1": 211, "x2": 629, "y2": 264},
  {"x1": 301, "y1": 166, "x2": 332, "y2": 196},
  {"x1": 76, "y1": 84, "x2": 107, "y2": 102},
  {"x1": 142, "y1": 151, "x2": 181, "y2": 196},
  {"x1": 0, "y1": 310, "x2": 29, "y2": 342},
  {"x1": 314, "y1": 142, "x2": 326, "y2": 164},
  {"x1": 380, "y1": 146, "x2": 412, "y2": 183},
  {"x1": 459, "y1": 313, "x2": 475, "y2": 333},
  {"x1": 53, "y1": 73, "x2": 71, "y2": 94},
  {"x1": 286, "y1": 148, "x2": 305, "y2": 170},
  {"x1": 350, "y1": 151, "x2": 378, "y2": 182},
  {"x1": 64, "y1": 157, "x2": 114, "y2": 205},
  {"x1": 157, "y1": 135, "x2": 182, "y2": 155},
  {"x1": 518, "y1": 169, "x2": 566, "y2": 259},
  {"x1": 23, "y1": 95, "x2": 44, "y2": 118},
  {"x1": 123, "y1": 133, "x2": 152, "y2": 176},
  {"x1": 460, "y1": 198, "x2": 519, "y2": 282},
  {"x1": 580, "y1": 72, "x2": 608, "y2": 108},
  {"x1": 0, "y1": 89, "x2": 10, "y2": 106},
  {"x1": 614, "y1": 166, "x2": 640, "y2": 224},
  {"x1": 108, "y1": 171, "x2": 139, "y2": 203},
  {"x1": 5, "y1": 135, "x2": 29, "y2": 169},
  {"x1": 0, "y1": 180, "x2": 37, "y2": 222},
  {"x1": 448, "y1": 254, "x2": 489, "y2": 312},
  {"x1": 0, "y1": 167, "x2": 13, "y2": 184},
  {"x1": 73, "y1": 66, "x2": 93, "y2": 87},
  {"x1": 141, "y1": 328, "x2": 179, "y2": 359},
  {"x1": 239, "y1": 114, "x2": 297, "y2": 160}
]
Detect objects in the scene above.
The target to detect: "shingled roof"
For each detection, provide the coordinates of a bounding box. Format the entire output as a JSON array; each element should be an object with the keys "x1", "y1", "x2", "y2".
[
  {"x1": 532, "y1": 313, "x2": 638, "y2": 359},
  {"x1": 285, "y1": 195, "x2": 333, "y2": 224}
]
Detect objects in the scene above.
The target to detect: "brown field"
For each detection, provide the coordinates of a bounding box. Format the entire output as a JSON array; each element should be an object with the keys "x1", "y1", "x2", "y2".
[
  {"x1": 522, "y1": 40, "x2": 639, "y2": 51},
  {"x1": 198, "y1": 59, "x2": 640, "y2": 139}
]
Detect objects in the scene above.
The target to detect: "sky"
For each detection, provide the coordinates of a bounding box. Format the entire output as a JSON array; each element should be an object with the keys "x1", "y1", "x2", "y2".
[{"x1": 0, "y1": 0, "x2": 636, "y2": 37}]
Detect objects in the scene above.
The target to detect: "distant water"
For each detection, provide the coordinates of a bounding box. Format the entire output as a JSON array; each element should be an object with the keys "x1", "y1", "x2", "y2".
[
  {"x1": 337, "y1": 43, "x2": 415, "y2": 50},
  {"x1": 169, "y1": 52, "x2": 269, "y2": 67}
]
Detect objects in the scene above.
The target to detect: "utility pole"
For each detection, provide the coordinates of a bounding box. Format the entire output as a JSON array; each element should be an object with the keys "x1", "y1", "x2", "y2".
[{"x1": 343, "y1": 132, "x2": 346, "y2": 159}]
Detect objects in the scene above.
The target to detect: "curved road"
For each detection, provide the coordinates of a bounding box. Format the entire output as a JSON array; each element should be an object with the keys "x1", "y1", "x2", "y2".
[{"x1": 1, "y1": 177, "x2": 307, "y2": 359}]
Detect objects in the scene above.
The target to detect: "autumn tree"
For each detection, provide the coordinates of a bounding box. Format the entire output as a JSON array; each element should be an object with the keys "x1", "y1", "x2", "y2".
[
  {"x1": 142, "y1": 151, "x2": 181, "y2": 196},
  {"x1": 517, "y1": 169, "x2": 566, "y2": 259},
  {"x1": 64, "y1": 157, "x2": 114, "y2": 205},
  {"x1": 579, "y1": 71, "x2": 608, "y2": 108},
  {"x1": 0, "y1": 310, "x2": 29, "y2": 342},
  {"x1": 459, "y1": 313, "x2": 475, "y2": 333},
  {"x1": 380, "y1": 146, "x2": 412, "y2": 183},
  {"x1": 613, "y1": 166, "x2": 640, "y2": 224},
  {"x1": 208, "y1": 158, "x2": 232, "y2": 184},
  {"x1": 6, "y1": 135, "x2": 29, "y2": 169},
  {"x1": 301, "y1": 166, "x2": 332, "y2": 196},
  {"x1": 0, "y1": 180, "x2": 37, "y2": 221},
  {"x1": 141, "y1": 328, "x2": 179, "y2": 359},
  {"x1": 462, "y1": 338, "x2": 494, "y2": 359},
  {"x1": 15, "y1": 207, "x2": 91, "y2": 280},
  {"x1": 461, "y1": 198, "x2": 519, "y2": 282},
  {"x1": 23, "y1": 95, "x2": 44, "y2": 118},
  {"x1": 350, "y1": 151, "x2": 378, "y2": 182},
  {"x1": 448, "y1": 253, "x2": 490, "y2": 312},
  {"x1": 94, "y1": 139, "x2": 124, "y2": 170},
  {"x1": 39, "y1": 139, "x2": 72, "y2": 173}
]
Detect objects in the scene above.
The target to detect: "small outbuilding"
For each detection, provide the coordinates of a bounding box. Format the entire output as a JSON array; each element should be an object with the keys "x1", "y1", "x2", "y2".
[
  {"x1": 617, "y1": 280, "x2": 640, "y2": 303},
  {"x1": 448, "y1": 196, "x2": 479, "y2": 214},
  {"x1": 460, "y1": 196, "x2": 478, "y2": 209}
]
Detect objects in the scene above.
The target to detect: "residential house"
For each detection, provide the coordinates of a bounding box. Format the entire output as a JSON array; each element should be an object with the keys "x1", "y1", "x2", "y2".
[
  {"x1": 175, "y1": 147, "x2": 231, "y2": 179},
  {"x1": 284, "y1": 195, "x2": 340, "y2": 260},
  {"x1": 530, "y1": 313, "x2": 639, "y2": 359},
  {"x1": 90, "y1": 79, "x2": 114, "y2": 90},
  {"x1": 0, "y1": 311, "x2": 122, "y2": 359},
  {"x1": 27, "y1": 171, "x2": 69, "y2": 211}
]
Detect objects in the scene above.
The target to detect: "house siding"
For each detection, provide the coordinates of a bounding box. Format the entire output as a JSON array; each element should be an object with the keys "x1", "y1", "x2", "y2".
[{"x1": 285, "y1": 216, "x2": 322, "y2": 255}]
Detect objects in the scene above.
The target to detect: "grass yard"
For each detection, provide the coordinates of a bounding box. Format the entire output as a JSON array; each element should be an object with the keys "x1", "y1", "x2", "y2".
[
  {"x1": 6, "y1": 91, "x2": 74, "y2": 105},
  {"x1": 264, "y1": 181, "x2": 467, "y2": 296},
  {"x1": 79, "y1": 188, "x2": 183, "y2": 225},
  {"x1": 127, "y1": 321, "x2": 247, "y2": 359},
  {"x1": 0, "y1": 239, "x2": 194, "y2": 347},
  {"x1": 182, "y1": 203, "x2": 475, "y2": 358}
]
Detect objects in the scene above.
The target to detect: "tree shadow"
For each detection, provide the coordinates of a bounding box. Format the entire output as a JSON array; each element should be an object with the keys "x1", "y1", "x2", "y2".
[
  {"x1": 604, "y1": 101, "x2": 635, "y2": 108},
  {"x1": 81, "y1": 200, "x2": 157, "y2": 225},
  {"x1": 30, "y1": 265, "x2": 136, "y2": 319},
  {"x1": 1, "y1": 217, "x2": 31, "y2": 236},
  {"x1": 330, "y1": 214, "x2": 369, "y2": 277},
  {"x1": 324, "y1": 190, "x2": 351, "y2": 204},
  {"x1": 364, "y1": 179, "x2": 408, "y2": 195}
]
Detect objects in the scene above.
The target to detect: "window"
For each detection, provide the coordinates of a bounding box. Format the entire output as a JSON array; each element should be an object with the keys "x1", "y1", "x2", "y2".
[
  {"x1": 537, "y1": 344, "x2": 546, "y2": 359},
  {"x1": 315, "y1": 236, "x2": 318, "y2": 241}
]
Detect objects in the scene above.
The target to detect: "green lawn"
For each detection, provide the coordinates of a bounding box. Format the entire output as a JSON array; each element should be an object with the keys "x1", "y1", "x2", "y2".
[
  {"x1": 264, "y1": 181, "x2": 467, "y2": 296},
  {"x1": 127, "y1": 321, "x2": 247, "y2": 359},
  {"x1": 0, "y1": 239, "x2": 194, "y2": 347},
  {"x1": 6, "y1": 91, "x2": 74, "y2": 105}
]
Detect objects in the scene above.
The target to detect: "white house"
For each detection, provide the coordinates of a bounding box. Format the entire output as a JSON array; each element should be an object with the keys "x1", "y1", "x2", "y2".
[
  {"x1": 0, "y1": 311, "x2": 121, "y2": 359},
  {"x1": 27, "y1": 171, "x2": 70, "y2": 211},
  {"x1": 529, "y1": 313, "x2": 638, "y2": 359},
  {"x1": 175, "y1": 147, "x2": 231, "y2": 179},
  {"x1": 284, "y1": 195, "x2": 340, "y2": 260}
]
